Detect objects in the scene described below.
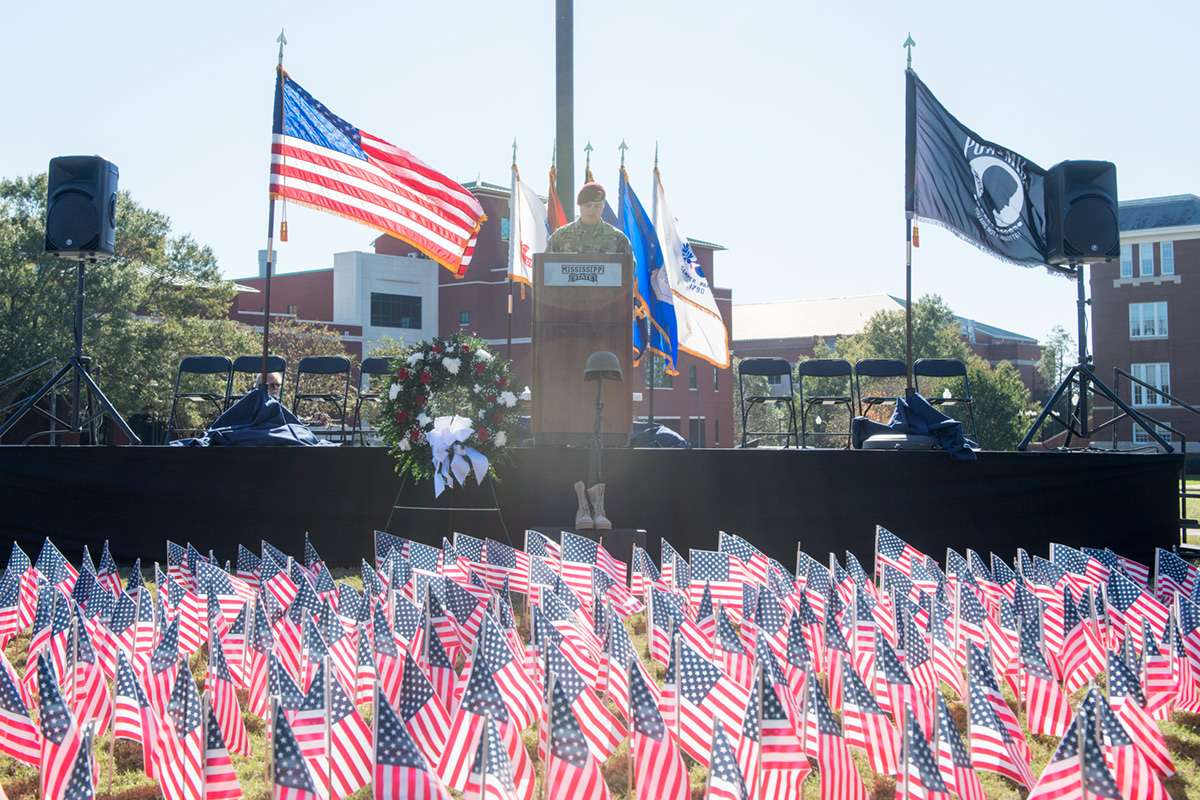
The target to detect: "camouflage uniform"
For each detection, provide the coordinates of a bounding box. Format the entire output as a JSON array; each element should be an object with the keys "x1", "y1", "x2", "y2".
[{"x1": 547, "y1": 219, "x2": 636, "y2": 267}]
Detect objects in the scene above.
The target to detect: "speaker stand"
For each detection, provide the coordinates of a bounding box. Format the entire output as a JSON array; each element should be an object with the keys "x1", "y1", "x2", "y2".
[
  {"x1": 1017, "y1": 264, "x2": 1170, "y2": 453},
  {"x1": 0, "y1": 260, "x2": 140, "y2": 445}
]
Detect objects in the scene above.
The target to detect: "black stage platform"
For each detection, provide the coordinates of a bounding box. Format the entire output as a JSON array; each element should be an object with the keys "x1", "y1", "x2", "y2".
[{"x1": 0, "y1": 445, "x2": 1184, "y2": 574}]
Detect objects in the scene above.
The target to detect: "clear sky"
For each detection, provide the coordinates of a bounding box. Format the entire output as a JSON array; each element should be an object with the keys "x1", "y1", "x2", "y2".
[{"x1": 4, "y1": 1, "x2": 1196, "y2": 350}]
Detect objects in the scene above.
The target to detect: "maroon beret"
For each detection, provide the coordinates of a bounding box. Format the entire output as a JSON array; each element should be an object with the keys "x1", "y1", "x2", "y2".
[{"x1": 577, "y1": 182, "x2": 606, "y2": 204}]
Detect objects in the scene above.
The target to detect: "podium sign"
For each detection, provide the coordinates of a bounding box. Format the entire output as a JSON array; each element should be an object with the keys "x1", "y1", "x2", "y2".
[{"x1": 532, "y1": 253, "x2": 633, "y2": 446}]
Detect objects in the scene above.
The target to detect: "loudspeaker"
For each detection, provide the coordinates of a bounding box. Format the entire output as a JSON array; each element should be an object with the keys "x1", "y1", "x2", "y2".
[
  {"x1": 45, "y1": 156, "x2": 119, "y2": 259},
  {"x1": 1044, "y1": 160, "x2": 1119, "y2": 266}
]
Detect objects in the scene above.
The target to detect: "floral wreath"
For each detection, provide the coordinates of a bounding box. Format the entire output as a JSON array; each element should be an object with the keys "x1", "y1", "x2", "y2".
[{"x1": 379, "y1": 333, "x2": 519, "y2": 486}]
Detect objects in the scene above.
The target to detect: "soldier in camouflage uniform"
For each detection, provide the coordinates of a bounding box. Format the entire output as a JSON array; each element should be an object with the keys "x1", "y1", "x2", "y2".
[{"x1": 547, "y1": 182, "x2": 635, "y2": 267}]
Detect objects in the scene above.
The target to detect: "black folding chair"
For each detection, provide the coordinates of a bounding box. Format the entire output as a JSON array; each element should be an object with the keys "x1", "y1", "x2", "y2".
[
  {"x1": 854, "y1": 358, "x2": 908, "y2": 419},
  {"x1": 913, "y1": 358, "x2": 978, "y2": 443},
  {"x1": 226, "y1": 354, "x2": 287, "y2": 408},
  {"x1": 797, "y1": 358, "x2": 854, "y2": 448},
  {"x1": 165, "y1": 356, "x2": 232, "y2": 442},
  {"x1": 352, "y1": 356, "x2": 394, "y2": 445},
  {"x1": 738, "y1": 357, "x2": 798, "y2": 448},
  {"x1": 292, "y1": 355, "x2": 351, "y2": 443}
]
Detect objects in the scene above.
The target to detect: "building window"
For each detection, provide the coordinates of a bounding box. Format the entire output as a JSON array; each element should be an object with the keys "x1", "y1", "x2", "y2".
[
  {"x1": 460, "y1": 311, "x2": 470, "y2": 326},
  {"x1": 1133, "y1": 424, "x2": 1172, "y2": 445},
  {"x1": 714, "y1": 418, "x2": 719, "y2": 446},
  {"x1": 500, "y1": 218, "x2": 510, "y2": 242},
  {"x1": 370, "y1": 292, "x2": 422, "y2": 329},
  {"x1": 688, "y1": 365, "x2": 697, "y2": 390},
  {"x1": 714, "y1": 366, "x2": 719, "y2": 391},
  {"x1": 1139, "y1": 243, "x2": 1155, "y2": 277},
  {"x1": 1120, "y1": 245, "x2": 1132, "y2": 278},
  {"x1": 1161, "y1": 241, "x2": 1175, "y2": 275},
  {"x1": 286, "y1": 303, "x2": 298, "y2": 316},
  {"x1": 1131, "y1": 362, "x2": 1170, "y2": 406},
  {"x1": 645, "y1": 358, "x2": 673, "y2": 389},
  {"x1": 1129, "y1": 302, "x2": 1168, "y2": 339}
]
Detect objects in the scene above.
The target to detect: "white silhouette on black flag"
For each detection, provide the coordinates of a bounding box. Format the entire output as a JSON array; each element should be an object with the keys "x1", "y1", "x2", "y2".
[{"x1": 905, "y1": 69, "x2": 1051, "y2": 269}]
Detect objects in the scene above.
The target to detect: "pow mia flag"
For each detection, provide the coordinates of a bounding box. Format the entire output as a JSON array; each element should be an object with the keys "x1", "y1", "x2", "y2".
[{"x1": 905, "y1": 69, "x2": 1050, "y2": 268}]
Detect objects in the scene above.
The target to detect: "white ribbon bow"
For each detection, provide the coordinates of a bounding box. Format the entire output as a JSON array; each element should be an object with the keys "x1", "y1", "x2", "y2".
[{"x1": 427, "y1": 415, "x2": 489, "y2": 497}]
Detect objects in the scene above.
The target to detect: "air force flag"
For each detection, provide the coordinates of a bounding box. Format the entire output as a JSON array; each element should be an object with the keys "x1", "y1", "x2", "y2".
[{"x1": 653, "y1": 171, "x2": 729, "y2": 368}]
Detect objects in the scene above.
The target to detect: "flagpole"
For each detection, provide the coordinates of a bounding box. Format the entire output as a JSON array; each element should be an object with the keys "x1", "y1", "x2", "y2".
[
  {"x1": 902, "y1": 44, "x2": 918, "y2": 394},
  {"x1": 371, "y1": 682, "x2": 380, "y2": 793},
  {"x1": 626, "y1": 653, "x2": 636, "y2": 798},
  {"x1": 507, "y1": 141, "x2": 517, "y2": 360},
  {"x1": 324, "y1": 655, "x2": 333, "y2": 800},
  {"x1": 201, "y1": 689, "x2": 210, "y2": 800},
  {"x1": 261, "y1": 30, "x2": 288, "y2": 387},
  {"x1": 755, "y1": 661, "x2": 765, "y2": 799}
]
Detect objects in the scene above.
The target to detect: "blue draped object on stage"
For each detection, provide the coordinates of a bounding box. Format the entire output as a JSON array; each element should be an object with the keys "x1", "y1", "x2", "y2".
[
  {"x1": 851, "y1": 392, "x2": 977, "y2": 460},
  {"x1": 169, "y1": 389, "x2": 334, "y2": 447}
]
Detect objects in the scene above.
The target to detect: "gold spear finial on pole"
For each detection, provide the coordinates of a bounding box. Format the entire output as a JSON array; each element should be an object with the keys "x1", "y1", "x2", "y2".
[
  {"x1": 277, "y1": 29, "x2": 287, "y2": 67},
  {"x1": 903, "y1": 32, "x2": 916, "y2": 69},
  {"x1": 619, "y1": 139, "x2": 628, "y2": 169}
]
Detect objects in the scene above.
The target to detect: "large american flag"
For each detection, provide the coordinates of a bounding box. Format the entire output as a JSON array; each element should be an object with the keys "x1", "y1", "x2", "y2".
[{"x1": 270, "y1": 71, "x2": 484, "y2": 276}]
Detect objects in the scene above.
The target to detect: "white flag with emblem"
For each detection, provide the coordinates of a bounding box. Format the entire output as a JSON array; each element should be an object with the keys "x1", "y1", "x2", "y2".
[
  {"x1": 653, "y1": 170, "x2": 730, "y2": 367},
  {"x1": 507, "y1": 165, "x2": 549, "y2": 287}
]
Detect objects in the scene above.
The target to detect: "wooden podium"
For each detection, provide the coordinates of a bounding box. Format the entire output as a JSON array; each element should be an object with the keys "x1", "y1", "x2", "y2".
[{"x1": 531, "y1": 253, "x2": 633, "y2": 446}]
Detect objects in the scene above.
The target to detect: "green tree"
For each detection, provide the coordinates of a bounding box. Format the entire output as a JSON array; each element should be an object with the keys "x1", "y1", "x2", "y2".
[
  {"x1": 832, "y1": 294, "x2": 969, "y2": 365},
  {"x1": 0, "y1": 173, "x2": 257, "y2": 440},
  {"x1": 966, "y1": 356, "x2": 1032, "y2": 450}
]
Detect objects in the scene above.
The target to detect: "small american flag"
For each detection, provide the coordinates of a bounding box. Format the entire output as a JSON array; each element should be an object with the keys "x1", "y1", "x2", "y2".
[
  {"x1": 462, "y1": 714, "x2": 519, "y2": 800},
  {"x1": 839, "y1": 653, "x2": 899, "y2": 775},
  {"x1": 933, "y1": 692, "x2": 987, "y2": 800},
  {"x1": 706, "y1": 718, "x2": 750, "y2": 800},
  {"x1": 399, "y1": 647, "x2": 452, "y2": 769},
  {"x1": 1107, "y1": 650, "x2": 1176, "y2": 777},
  {"x1": 374, "y1": 686, "x2": 453, "y2": 800},
  {"x1": 544, "y1": 678, "x2": 612, "y2": 800},
  {"x1": 901, "y1": 706, "x2": 950, "y2": 799},
  {"x1": 628, "y1": 658, "x2": 688, "y2": 800},
  {"x1": 0, "y1": 647, "x2": 39, "y2": 766},
  {"x1": 38, "y1": 654, "x2": 83, "y2": 800},
  {"x1": 1082, "y1": 688, "x2": 1170, "y2": 800},
  {"x1": 271, "y1": 698, "x2": 325, "y2": 800},
  {"x1": 202, "y1": 693, "x2": 243, "y2": 800},
  {"x1": 1026, "y1": 705, "x2": 1121, "y2": 800},
  {"x1": 804, "y1": 676, "x2": 870, "y2": 800}
]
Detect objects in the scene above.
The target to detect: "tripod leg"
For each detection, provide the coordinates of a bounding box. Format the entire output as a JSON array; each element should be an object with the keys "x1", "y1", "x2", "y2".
[
  {"x1": 74, "y1": 362, "x2": 141, "y2": 445},
  {"x1": 1017, "y1": 366, "x2": 1085, "y2": 451},
  {"x1": 0, "y1": 364, "x2": 74, "y2": 441}
]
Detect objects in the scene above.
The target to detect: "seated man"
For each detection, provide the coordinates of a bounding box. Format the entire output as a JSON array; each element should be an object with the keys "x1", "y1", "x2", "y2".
[{"x1": 254, "y1": 371, "x2": 283, "y2": 399}]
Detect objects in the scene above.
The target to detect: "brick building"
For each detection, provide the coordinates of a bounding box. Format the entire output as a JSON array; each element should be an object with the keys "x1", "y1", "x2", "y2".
[
  {"x1": 1090, "y1": 195, "x2": 1200, "y2": 451},
  {"x1": 230, "y1": 180, "x2": 737, "y2": 447},
  {"x1": 731, "y1": 293, "x2": 1043, "y2": 392}
]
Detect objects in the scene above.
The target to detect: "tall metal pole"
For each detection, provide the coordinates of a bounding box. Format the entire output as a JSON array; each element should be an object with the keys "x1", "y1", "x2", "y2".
[
  {"x1": 555, "y1": 0, "x2": 574, "y2": 221},
  {"x1": 262, "y1": 30, "x2": 288, "y2": 386},
  {"x1": 1075, "y1": 264, "x2": 1089, "y2": 428}
]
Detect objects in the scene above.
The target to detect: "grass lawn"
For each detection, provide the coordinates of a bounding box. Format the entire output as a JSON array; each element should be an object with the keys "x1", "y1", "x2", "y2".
[{"x1": 3, "y1": 565, "x2": 1200, "y2": 799}]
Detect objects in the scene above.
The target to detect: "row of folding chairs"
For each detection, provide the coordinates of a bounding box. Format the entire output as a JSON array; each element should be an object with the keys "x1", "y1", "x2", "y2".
[
  {"x1": 165, "y1": 354, "x2": 395, "y2": 444},
  {"x1": 738, "y1": 356, "x2": 977, "y2": 448}
]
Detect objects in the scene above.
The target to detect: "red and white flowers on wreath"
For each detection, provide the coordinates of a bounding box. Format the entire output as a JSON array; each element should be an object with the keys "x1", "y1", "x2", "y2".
[{"x1": 379, "y1": 333, "x2": 519, "y2": 483}]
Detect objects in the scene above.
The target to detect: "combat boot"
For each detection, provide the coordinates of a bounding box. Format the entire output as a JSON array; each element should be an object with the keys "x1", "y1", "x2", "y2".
[
  {"x1": 587, "y1": 483, "x2": 610, "y2": 531},
  {"x1": 574, "y1": 481, "x2": 594, "y2": 530}
]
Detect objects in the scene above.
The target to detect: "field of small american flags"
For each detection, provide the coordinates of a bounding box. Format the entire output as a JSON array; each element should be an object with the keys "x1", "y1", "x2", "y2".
[{"x1": 3, "y1": 527, "x2": 1200, "y2": 800}]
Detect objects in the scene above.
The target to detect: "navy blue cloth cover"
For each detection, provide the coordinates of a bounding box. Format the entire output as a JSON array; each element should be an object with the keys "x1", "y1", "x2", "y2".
[
  {"x1": 169, "y1": 389, "x2": 335, "y2": 447},
  {"x1": 851, "y1": 392, "x2": 976, "y2": 460}
]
